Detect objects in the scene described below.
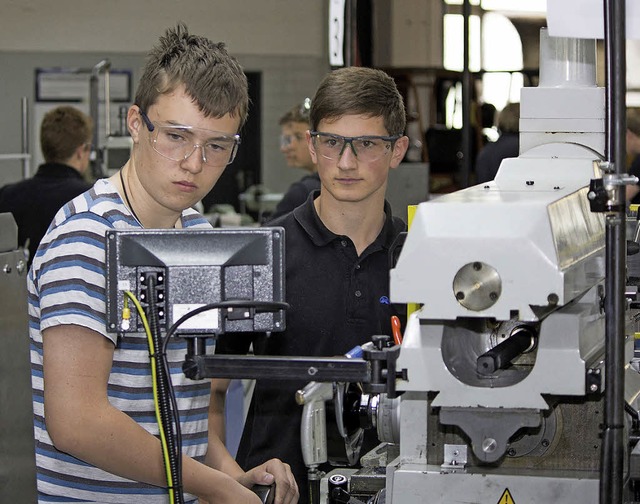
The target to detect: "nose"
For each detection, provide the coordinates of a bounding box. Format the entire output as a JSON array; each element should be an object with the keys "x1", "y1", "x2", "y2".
[
  {"x1": 181, "y1": 144, "x2": 206, "y2": 172},
  {"x1": 337, "y1": 140, "x2": 357, "y2": 169},
  {"x1": 338, "y1": 139, "x2": 358, "y2": 159}
]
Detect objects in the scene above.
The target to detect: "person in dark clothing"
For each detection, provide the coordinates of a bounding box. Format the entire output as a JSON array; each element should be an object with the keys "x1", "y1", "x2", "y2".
[
  {"x1": 213, "y1": 66, "x2": 410, "y2": 504},
  {"x1": 625, "y1": 107, "x2": 640, "y2": 206},
  {"x1": 0, "y1": 106, "x2": 93, "y2": 267},
  {"x1": 475, "y1": 102, "x2": 520, "y2": 184},
  {"x1": 268, "y1": 100, "x2": 320, "y2": 220}
]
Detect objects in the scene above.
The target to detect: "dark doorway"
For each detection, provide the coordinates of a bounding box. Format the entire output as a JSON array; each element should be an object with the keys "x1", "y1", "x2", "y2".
[{"x1": 202, "y1": 72, "x2": 261, "y2": 213}]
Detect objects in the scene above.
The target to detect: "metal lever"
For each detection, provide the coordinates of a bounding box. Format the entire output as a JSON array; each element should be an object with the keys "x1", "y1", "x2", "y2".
[
  {"x1": 477, "y1": 326, "x2": 536, "y2": 375},
  {"x1": 251, "y1": 484, "x2": 275, "y2": 504}
]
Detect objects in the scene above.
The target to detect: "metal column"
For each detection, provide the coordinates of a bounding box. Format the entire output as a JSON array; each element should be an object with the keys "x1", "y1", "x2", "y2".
[{"x1": 601, "y1": 0, "x2": 627, "y2": 502}]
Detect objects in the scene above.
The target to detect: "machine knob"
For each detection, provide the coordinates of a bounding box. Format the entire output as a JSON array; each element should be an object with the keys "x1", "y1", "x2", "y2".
[{"x1": 328, "y1": 474, "x2": 349, "y2": 504}]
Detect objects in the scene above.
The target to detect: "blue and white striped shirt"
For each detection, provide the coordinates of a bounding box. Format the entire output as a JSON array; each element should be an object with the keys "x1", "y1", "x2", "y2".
[{"x1": 29, "y1": 178, "x2": 213, "y2": 503}]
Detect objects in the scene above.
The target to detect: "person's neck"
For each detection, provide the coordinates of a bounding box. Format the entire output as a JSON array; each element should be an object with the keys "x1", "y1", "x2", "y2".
[
  {"x1": 314, "y1": 192, "x2": 386, "y2": 256},
  {"x1": 113, "y1": 161, "x2": 181, "y2": 229},
  {"x1": 60, "y1": 157, "x2": 84, "y2": 174}
]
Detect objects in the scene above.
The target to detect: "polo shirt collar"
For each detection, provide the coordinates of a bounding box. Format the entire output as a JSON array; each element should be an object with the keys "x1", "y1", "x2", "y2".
[{"x1": 293, "y1": 190, "x2": 397, "y2": 250}]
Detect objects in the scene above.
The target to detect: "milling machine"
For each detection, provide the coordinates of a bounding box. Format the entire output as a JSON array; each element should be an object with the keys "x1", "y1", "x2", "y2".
[{"x1": 320, "y1": 29, "x2": 640, "y2": 504}]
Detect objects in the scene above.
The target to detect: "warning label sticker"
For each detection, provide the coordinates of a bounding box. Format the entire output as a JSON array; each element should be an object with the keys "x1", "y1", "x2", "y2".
[{"x1": 497, "y1": 488, "x2": 516, "y2": 504}]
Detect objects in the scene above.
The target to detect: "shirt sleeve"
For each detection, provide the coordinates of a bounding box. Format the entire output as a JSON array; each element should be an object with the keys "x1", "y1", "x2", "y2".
[{"x1": 36, "y1": 212, "x2": 114, "y2": 343}]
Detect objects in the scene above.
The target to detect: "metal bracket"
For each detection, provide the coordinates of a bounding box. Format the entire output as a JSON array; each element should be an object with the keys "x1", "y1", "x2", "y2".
[
  {"x1": 588, "y1": 160, "x2": 638, "y2": 213},
  {"x1": 441, "y1": 444, "x2": 468, "y2": 473}
]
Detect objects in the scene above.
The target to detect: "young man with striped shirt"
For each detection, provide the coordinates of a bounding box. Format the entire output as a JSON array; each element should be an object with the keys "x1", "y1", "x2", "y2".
[{"x1": 29, "y1": 24, "x2": 297, "y2": 504}]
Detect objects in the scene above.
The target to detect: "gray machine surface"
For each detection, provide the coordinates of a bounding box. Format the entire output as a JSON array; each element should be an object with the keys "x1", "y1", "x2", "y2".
[
  {"x1": 385, "y1": 162, "x2": 429, "y2": 222},
  {"x1": 0, "y1": 212, "x2": 37, "y2": 502}
]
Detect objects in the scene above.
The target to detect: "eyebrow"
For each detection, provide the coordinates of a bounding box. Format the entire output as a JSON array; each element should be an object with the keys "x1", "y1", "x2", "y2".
[{"x1": 162, "y1": 119, "x2": 192, "y2": 128}]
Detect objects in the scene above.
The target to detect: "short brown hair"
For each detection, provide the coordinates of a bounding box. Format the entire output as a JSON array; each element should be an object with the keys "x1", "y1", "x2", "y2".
[
  {"x1": 134, "y1": 23, "x2": 249, "y2": 129},
  {"x1": 309, "y1": 67, "x2": 406, "y2": 136},
  {"x1": 40, "y1": 106, "x2": 93, "y2": 163},
  {"x1": 279, "y1": 100, "x2": 311, "y2": 126}
]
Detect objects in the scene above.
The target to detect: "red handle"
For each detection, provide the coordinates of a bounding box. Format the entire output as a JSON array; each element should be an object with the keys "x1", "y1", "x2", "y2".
[{"x1": 391, "y1": 315, "x2": 403, "y2": 345}]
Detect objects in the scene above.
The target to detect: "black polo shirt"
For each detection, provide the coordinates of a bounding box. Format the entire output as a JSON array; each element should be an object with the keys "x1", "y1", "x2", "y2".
[
  {"x1": 216, "y1": 191, "x2": 406, "y2": 503},
  {"x1": 0, "y1": 162, "x2": 91, "y2": 267}
]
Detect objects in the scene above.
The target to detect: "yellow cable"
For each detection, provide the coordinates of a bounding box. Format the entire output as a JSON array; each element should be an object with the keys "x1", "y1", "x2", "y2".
[{"x1": 124, "y1": 291, "x2": 176, "y2": 503}]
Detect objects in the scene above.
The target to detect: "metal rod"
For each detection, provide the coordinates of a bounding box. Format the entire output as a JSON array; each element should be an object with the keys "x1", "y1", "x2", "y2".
[
  {"x1": 90, "y1": 59, "x2": 111, "y2": 179},
  {"x1": 476, "y1": 327, "x2": 535, "y2": 375},
  {"x1": 183, "y1": 354, "x2": 371, "y2": 383},
  {"x1": 21, "y1": 97, "x2": 30, "y2": 179},
  {"x1": 0, "y1": 154, "x2": 30, "y2": 161},
  {"x1": 600, "y1": 0, "x2": 627, "y2": 502},
  {"x1": 104, "y1": 71, "x2": 111, "y2": 138},
  {"x1": 461, "y1": 0, "x2": 472, "y2": 188}
]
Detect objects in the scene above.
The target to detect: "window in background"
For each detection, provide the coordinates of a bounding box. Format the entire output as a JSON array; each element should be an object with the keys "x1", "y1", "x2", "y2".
[
  {"x1": 482, "y1": 13, "x2": 522, "y2": 72},
  {"x1": 445, "y1": 81, "x2": 462, "y2": 129},
  {"x1": 443, "y1": 0, "x2": 535, "y2": 126},
  {"x1": 482, "y1": 12, "x2": 524, "y2": 111},
  {"x1": 445, "y1": 0, "x2": 481, "y2": 5},
  {"x1": 481, "y1": 0, "x2": 546, "y2": 14},
  {"x1": 482, "y1": 72, "x2": 524, "y2": 112},
  {"x1": 443, "y1": 14, "x2": 482, "y2": 72}
]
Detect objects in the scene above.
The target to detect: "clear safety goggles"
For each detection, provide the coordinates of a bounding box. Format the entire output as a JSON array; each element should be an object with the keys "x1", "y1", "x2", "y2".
[
  {"x1": 310, "y1": 131, "x2": 400, "y2": 163},
  {"x1": 140, "y1": 110, "x2": 240, "y2": 167}
]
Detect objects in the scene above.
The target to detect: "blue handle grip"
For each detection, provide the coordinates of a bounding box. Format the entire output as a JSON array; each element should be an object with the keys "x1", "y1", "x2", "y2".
[{"x1": 345, "y1": 345, "x2": 363, "y2": 359}]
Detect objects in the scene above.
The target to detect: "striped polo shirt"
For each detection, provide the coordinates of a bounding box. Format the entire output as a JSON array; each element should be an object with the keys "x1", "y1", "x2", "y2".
[{"x1": 29, "y1": 178, "x2": 214, "y2": 503}]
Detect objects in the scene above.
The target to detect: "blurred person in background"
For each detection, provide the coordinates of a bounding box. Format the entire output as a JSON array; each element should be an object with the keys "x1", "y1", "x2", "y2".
[
  {"x1": 268, "y1": 99, "x2": 320, "y2": 220},
  {"x1": 475, "y1": 102, "x2": 520, "y2": 184},
  {"x1": 0, "y1": 105, "x2": 93, "y2": 267}
]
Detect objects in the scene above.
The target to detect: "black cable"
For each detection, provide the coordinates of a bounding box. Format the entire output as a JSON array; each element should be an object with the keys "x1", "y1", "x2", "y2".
[
  {"x1": 147, "y1": 275, "x2": 184, "y2": 504},
  {"x1": 159, "y1": 327, "x2": 183, "y2": 501},
  {"x1": 626, "y1": 401, "x2": 640, "y2": 423},
  {"x1": 162, "y1": 300, "x2": 289, "y2": 354},
  {"x1": 152, "y1": 299, "x2": 288, "y2": 500}
]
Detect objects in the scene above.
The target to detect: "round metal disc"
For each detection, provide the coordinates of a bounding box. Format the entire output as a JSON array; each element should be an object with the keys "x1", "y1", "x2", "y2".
[{"x1": 452, "y1": 261, "x2": 502, "y2": 311}]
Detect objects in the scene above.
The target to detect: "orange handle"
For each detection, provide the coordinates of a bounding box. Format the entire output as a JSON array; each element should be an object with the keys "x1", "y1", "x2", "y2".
[{"x1": 391, "y1": 315, "x2": 403, "y2": 345}]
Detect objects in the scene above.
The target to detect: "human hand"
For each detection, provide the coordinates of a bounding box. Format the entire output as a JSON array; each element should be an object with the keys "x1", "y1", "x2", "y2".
[
  {"x1": 238, "y1": 458, "x2": 299, "y2": 504},
  {"x1": 199, "y1": 483, "x2": 263, "y2": 504}
]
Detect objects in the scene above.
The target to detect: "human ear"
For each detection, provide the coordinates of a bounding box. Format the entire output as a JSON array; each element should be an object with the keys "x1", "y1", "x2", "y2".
[
  {"x1": 127, "y1": 105, "x2": 142, "y2": 143},
  {"x1": 306, "y1": 130, "x2": 318, "y2": 164},
  {"x1": 389, "y1": 136, "x2": 410, "y2": 169}
]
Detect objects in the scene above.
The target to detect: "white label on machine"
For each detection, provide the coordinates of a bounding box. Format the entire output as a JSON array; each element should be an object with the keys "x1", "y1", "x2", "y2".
[
  {"x1": 172, "y1": 304, "x2": 219, "y2": 330},
  {"x1": 117, "y1": 280, "x2": 131, "y2": 291}
]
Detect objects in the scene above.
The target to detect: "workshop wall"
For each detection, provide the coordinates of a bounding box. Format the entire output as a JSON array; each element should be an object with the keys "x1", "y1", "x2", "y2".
[{"x1": 0, "y1": 0, "x2": 328, "y2": 195}]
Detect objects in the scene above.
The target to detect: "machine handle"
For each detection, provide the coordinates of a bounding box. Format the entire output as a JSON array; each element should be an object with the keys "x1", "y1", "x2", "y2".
[
  {"x1": 251, "y1": 484, "x2": 275, "y2": 504},
  {"x1": 300, "y1": 400, "x2": 328, "y2": 467},
  {"x1": 391, "y1": 316, "x2": 403, "y2": 345}
]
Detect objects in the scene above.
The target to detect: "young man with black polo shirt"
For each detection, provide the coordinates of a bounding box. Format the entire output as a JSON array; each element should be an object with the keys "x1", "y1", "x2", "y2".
[{"x1": 213, "y1": 66, "x2": 410, "y2": 504}]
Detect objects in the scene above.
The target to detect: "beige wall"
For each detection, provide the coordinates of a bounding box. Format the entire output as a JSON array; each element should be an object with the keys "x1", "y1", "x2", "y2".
[
  {"x1": 0, "y1": 0, "x2": 325, "y2": 56},
  {"x1": 0, "y1": 1, "x2": 329, "y2": 193}
]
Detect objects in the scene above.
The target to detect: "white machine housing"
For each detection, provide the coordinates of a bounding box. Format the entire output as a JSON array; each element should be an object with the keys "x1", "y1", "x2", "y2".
[{"x1": 381, "y1": 29, "x2": 627, "y2": 504}]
